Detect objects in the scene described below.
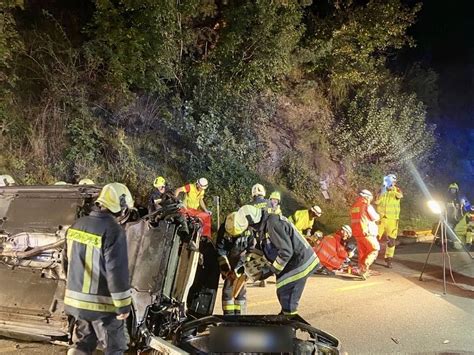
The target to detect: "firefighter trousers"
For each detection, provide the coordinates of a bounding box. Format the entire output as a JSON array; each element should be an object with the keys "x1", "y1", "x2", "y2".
[
  {"x1": 222, "y1": 277, "x2": 246, "y2": 315},
  {"x1": 68, "y1": 316, "x2": 127, "y2": 355},
  {"x1": 377, "y1": 218, "x2": 399, "y2": 258},
  {"x1": 276, "y1": 276, "x2": 309, "y2": 316}
]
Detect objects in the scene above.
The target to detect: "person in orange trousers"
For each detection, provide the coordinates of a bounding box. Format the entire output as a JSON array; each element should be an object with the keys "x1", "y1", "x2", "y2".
[
  {"x1": 350, "y1": 189, "x2": 380, "y2": 279},
  {"x1": 175, "y1": 177, "x2": 212, "y2": 238}
]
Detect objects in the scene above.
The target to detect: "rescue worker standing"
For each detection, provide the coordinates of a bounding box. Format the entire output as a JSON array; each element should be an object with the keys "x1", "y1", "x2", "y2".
[
  {"x1": 175, "y1": 178, "x2": 212, "y2": 238},
  {"x1": 236, "y1": 205, "x2": 319, "y2": 315},
  {"x1": 268, "y1": 191, "x2": 282, "y2": 215},
  {"x1": 288, "y1": 205, "x2": 322, "y2": 237},
  {"x1": 350, "y1": 189, "x2": 380, "y2": 280},
  {"x1": 217, "y1": 212, "x2": 255, "y2": 315},
  {"x1": 374, "y1": 174, "x2": 403, "y2": 268},
  {"x1": 64, "y1": 183, "x2": 133, "y2": 355},
  {"x1": 446, "y1": 182, "x2": 462, "y2": 226},
  {"x1": 250, "y1": 183, "x2": 269, "y2": 209}
]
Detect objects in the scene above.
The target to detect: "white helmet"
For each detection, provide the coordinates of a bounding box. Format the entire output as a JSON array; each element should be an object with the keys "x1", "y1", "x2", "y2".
[
  {"x1": 341, "y1": 224, "x2": 352, "y2": 237},
  {"x1": 196, "y1": 177, "x2": 208, "y2": 189},
  {"x1": 0, "y1": 175, "x2": 15, "y2": 187},
  {"x1": 359, "y1": 189, "x2": 373, "y2": 199},
  {"x1": 310, "y1": 205, "x2": 322, "y2": 216},
  {"x1": 251, "y1": 183, "x2": 266, "y2": 197}
]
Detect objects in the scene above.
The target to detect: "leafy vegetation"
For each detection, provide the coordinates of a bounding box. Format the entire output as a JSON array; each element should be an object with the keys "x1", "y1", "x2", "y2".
[{"x1": 0, "y1": 0, "x2": 437, "y2": 230}]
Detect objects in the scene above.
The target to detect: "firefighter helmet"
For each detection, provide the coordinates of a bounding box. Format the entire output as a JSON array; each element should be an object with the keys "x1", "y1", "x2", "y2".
[
  {"x1": 251, "y1": 183, "x2": 266, "y2": 197},
  {"x1": 96, "y1": 183, "x2": 134, "y2": 213}
]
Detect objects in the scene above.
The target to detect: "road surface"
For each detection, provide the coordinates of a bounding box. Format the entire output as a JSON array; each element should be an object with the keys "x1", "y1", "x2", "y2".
[{"x1": 1, "y1": 241, "x2": 473, "y2": 354}]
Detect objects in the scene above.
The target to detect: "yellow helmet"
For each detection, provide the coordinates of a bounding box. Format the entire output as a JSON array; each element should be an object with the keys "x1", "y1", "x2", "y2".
[
  {"x1": 96, "y1": 183, "x2": 134, "y2": 213},
  {"x1": 54, "y1": 181, "x2": 69, "y2": 185},
  {"x1": 269, "y1": 191, "x2": 281, "y2": 201},
  {"x1": 448, "y1": 183, "x2": 459, "y2": 191},
  {"x1": 153, "y1": 176, "x2": 166, "y2": 188},
  {"x1": 78, "y1": 178, "x2": 95, "y2": 185},
  {"x1": 225, "y1": 212, "x2": 249, "y2": 236}
]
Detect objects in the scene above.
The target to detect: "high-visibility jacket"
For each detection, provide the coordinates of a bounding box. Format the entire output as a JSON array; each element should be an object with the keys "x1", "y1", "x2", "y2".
[
  {"x1": 64, "y1": 210, "x2": 132, "y2": 321},
  {"x1": 216, "y1": 220, "x2": 255, "y2": 274},
  {"x1": 182, "y1": 183, "x2": 204, "y2": 210},
  {"x1": 375, "y1": 187, "x2": 403, "y2": 220},
  {"x1": 288, "y1": 210, "x2": 314, "y2": 235},
  {"x1": 251, "y1": 196, "x2": 270, "y2": 210},
  {"x1": 350, "y1": 197, "x2": 379, "y2": 237},
  {"x1": 454, "y1": 212, "x2": 474, "y2": 236},
  {"x1": 313, "y1": 232, "x2": 348, "y2": 270},
  {"x1": 261, "y1": 214, "x2": 319, "y2": 289}
]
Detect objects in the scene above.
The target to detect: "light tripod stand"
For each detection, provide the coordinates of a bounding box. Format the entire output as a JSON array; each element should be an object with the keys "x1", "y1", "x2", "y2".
[{"x1": 419, "y1": 201, "x2": 473, "y2": 295}]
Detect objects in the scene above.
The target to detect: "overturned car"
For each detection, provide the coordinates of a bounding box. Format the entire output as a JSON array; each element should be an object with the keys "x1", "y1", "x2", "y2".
[{"x1": 0, "y1": 185, "x2": 340, "y2": 354}]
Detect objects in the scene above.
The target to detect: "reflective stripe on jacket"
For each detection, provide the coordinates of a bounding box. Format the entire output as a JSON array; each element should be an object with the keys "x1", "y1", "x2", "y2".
[
  {"x1": 288, "y1": 210, "x2": 314, "y2": 235},
  {"x1": 64, "y1": 210, "x2": 131, "y2": 320},
  {"x1": 262, "y1": 214, "x2": 319, "y2": 288},
  {"x1": 375, "y1": 188, "x2": 403, "y2": 219},
  {"x1": 183, "y1": 183, "x2": 204, "y2": 210},
  {"x1": 251, "y1": 196, "x2": 270, "y2": 210},
  {"x1": 351, "y1": 197, "x2": 370, "y2": 237},
  {"x1": 313, "y1": 233, "x2": 348, "y2": 270}
]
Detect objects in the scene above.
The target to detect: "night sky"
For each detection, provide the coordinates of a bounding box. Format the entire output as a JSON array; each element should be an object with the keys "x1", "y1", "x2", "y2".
[{"x1": 402, "y1": 0, "x2": 474, "y2": 128}]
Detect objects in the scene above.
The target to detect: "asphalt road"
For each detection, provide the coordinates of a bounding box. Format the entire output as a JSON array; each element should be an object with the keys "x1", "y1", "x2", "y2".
[
  {"x1": 1, "y1": 242, "x2": 473, "y2": 354},
  {"x1": 215, "y1": 241, "x2": 474, "y2": 354}
]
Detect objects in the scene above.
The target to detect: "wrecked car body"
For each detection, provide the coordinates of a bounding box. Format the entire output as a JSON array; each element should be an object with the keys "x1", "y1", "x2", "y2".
[{"x1": 0, "y1": 185, "x2": 340, "y2": 353}]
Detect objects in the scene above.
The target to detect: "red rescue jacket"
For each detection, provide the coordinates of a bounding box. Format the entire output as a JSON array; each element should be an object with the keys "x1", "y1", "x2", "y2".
[{"x1": 313, "y1": 232, "x2": 348, "y2": 271}]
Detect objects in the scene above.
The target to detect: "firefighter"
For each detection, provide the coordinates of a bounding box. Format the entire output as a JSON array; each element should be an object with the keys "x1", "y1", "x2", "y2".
[
  {"x1": 374, "y1": 174, "x2": 403, "y2": 268},
  {"x1": 350, "y1": 189, "x2": 380, "y2": 280},
  {"x1": 236, "y1": 205, "x2": 319, "y2": 316},
  {"x1": 251, "y1": 183, "x2": 269, "y2": 209},
  {"x1": 454, "y1": 205, "x2": 474, "y2": 250},
  {"x1": 217, "y1": 212, "x2": 255, "y2": 315},
  {"x1": 64, "y1": 183, "x2": 133, "y2": 355},
  {"x1": 175, "y1": 178, "x2": 212, "y2": 238},
  {"x1": 313, "y1": 225, "x2": 354, "y2": 273},
  {"x1": 288, "y1": 205, "x2": 322, "y2": 237},
  {"x1": 148, "y1": 176, "x2": 174, "y2": 213},
  {"x1": 446, "y1": 182, "x2": 462, "y2": 226},
  {"x1": 268, "y1": 191, "x2": 282, "y2": 215}
]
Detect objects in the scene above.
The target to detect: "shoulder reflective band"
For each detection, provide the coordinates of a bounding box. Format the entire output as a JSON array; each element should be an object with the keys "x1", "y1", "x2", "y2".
[{"x1": 67, "y1": 228, "x2": 102, "y2": 248}]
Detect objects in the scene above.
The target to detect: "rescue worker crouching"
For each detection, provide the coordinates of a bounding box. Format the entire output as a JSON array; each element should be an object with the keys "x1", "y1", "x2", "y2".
[
  {"x1": 175, "y1": 177, "x2": 212, "y2": 238},
  {"x1": 288, "y1": 205, "x2": 322, "y2": 237},
  {"x1": 313, "y1": 225, "x2": 354, "y2": 275},
  {"x1": 217, "y1": 212, "x2": 255, "y2": 315},
  {"x1": 64, "y1": 183, "x2": 133, "y2": 355},
  {"x1": 454, "y1": 205, "x2": 474, "y2": 251},
  {"x1": 236, "y1": 205, "x2": 319, "y2": 316}
]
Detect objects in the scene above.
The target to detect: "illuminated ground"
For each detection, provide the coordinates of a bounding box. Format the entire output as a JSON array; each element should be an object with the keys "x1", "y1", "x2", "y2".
[{"x1": 1, "y1": 242, "x2": 473, "y2": 354}]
